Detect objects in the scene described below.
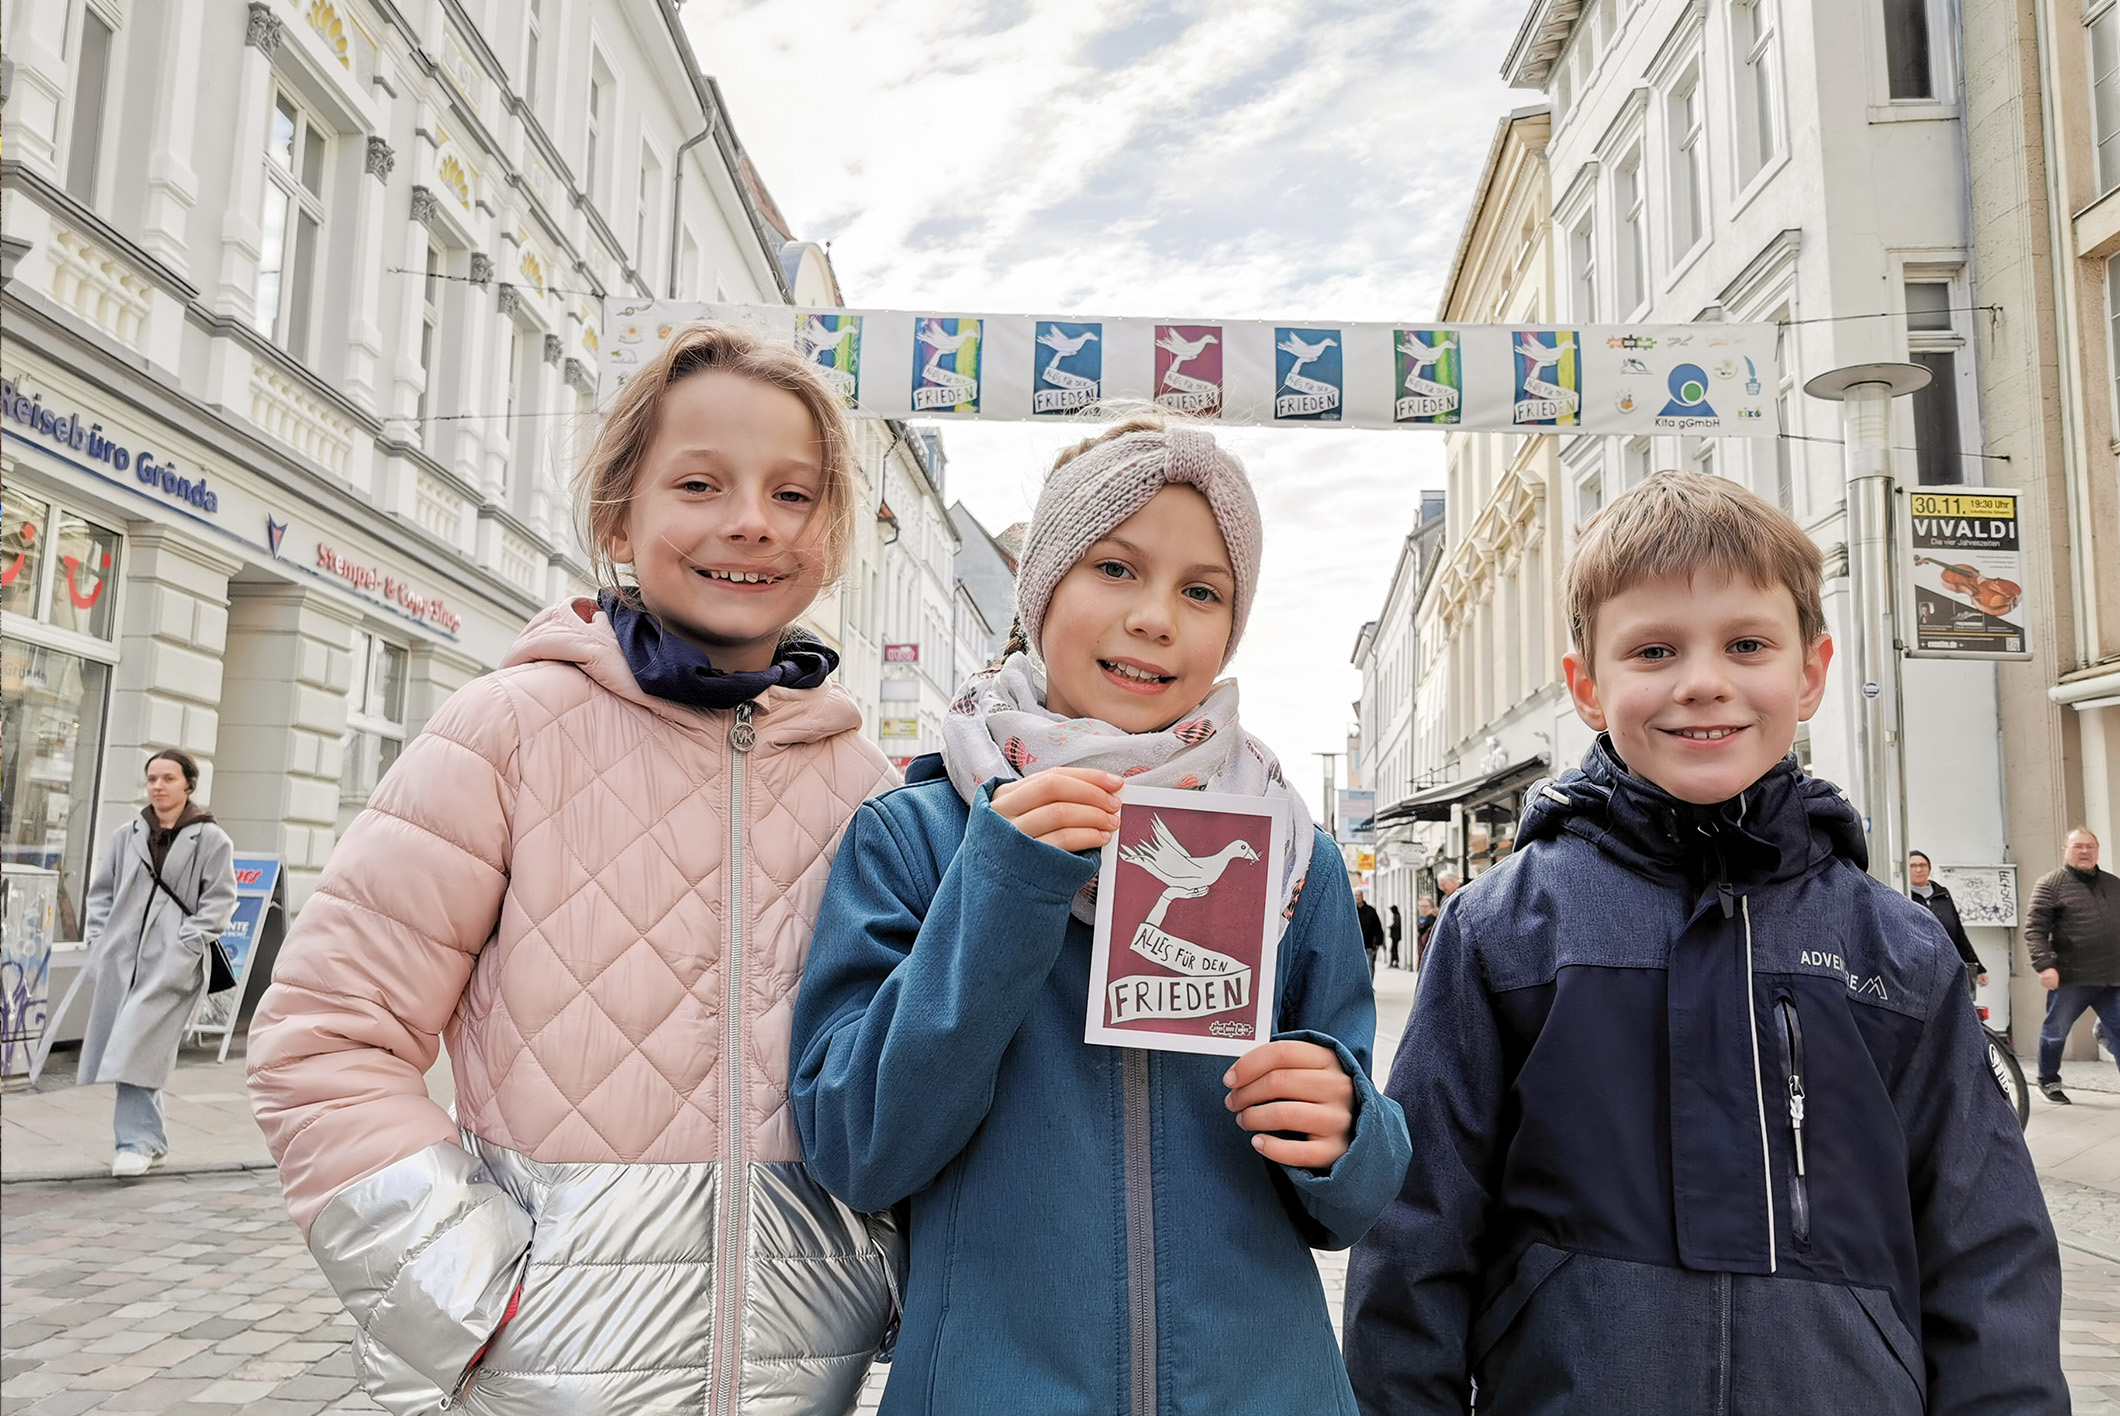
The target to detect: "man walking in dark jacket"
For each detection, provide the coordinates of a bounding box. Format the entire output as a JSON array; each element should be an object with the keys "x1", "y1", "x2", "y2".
[
  {"x1": 2027, "y1": 827, "x2": 2120, "y2": 1104},
  {"x1": 1909, "y1": 850, "x2": 1986, "y2": 991},
  {"x1": 1355, "y1": 889, "x2": 1385, "y2": 976}
]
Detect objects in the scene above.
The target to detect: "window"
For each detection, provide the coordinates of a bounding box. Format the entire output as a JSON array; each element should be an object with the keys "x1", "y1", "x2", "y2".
[
  {"x1": 586, "y1": 70, "x2": 608, "y2": 208},
  {"x1": 636, "y1": 144, "x2": 660, "y2": 270},
  {"x1": 1616, "y1": 153, "x2": 1648, "y2": 313},
  {"x1": 1624, "y1": 437, "x2": 1653, "y2": 491},
  {"x1": 255, "y1": 89, "x2": 329, "y2": 362},
  {"x1": 1773, "y1": 395, "x2": 1794, "y2": 511},
  {"x1": 416, "y1": 244, "x2": 444, "y2": 433},
  {"x1": 2092, "y1": 7, "x2": 2120, "y2": 194},
  {"x1": 1669, "y1": 74, "x2": 1706, "y2": 258},
  {"x1": 65, "y1": 7, "x2": 115, "y2": 202},
  {"x1": 0, "y1": 486, "x2": 122, "y2": 941},
  {"x1": 1734, "y1": 0, "x2": 1780, "y2": 182},
  {"x1": 2107, "y1": 255, "x2": 2120, "y2": 421},
  {"x1": 508, "y1": 323, "x2": 543, "y2": 514},
  {"x1": 1577, "y1": 470, "x2": 1604, "y2": 521},
  {"x1": 1571, "y1": 214, "x2": 1598, "y2": 321},
  {"x1": 1692, "y1": 438, "x2": 1716, "y2": 480},
  {"x1": 524, "y1": 0, "x2": 543, "y2": 116},
  {"x1": 1883, "y1": 0, "x2": 1934, "y2": 100},
  {"x1": 338, "y1": 630, "x2": 408, "y2": 837},
  {"x1": 1905, "y1": 279, "x2": 1968, "y2": 485}
]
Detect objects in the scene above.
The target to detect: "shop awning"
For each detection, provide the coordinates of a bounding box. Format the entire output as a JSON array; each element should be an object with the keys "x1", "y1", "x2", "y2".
[{"x1": 1375, "y1": 756, "x2": 1550, "y2": 826}]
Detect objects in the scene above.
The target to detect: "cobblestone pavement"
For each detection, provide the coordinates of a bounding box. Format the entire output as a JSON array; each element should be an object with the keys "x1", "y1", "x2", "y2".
[{"x1": 5, "y1": 962, "x2": 2116, "y2": 1414}]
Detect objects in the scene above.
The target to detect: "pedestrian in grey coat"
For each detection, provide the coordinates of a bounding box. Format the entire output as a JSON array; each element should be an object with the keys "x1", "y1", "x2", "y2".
[{"x1": 78, "y1": 749, "x2": 238, "y2": 1177}]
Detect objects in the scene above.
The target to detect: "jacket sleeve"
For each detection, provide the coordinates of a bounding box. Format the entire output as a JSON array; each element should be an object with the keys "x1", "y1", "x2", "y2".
[
  {"x1": 1344, "y1": 901, "x2": 1505, "y2": 1415},
  {"x1": 1268, "y1": 831, "x2": 1411, "y2": 1251},
  {"x1": 177, "y1": 828, "x2": 240, "y2": 953},
  {"x1": 2023, "y1": 873, "x2": 2061, "y2": 974},
  {"x1": 1897, "y1": 954, "x2": 2067, "y2": 1414},
  {"x1": 1940, "y1": 901, "x2": 1980, "y2": 973},
  {"x1": 82, "y1": 826, "x2": 120, "y2": 948},
  {"x1": 245, "y1": 677, "x2": 532, "y2": 1395},
  {"x1": 792, "y1": 784, "x2": 1097, "y2": 1214}
]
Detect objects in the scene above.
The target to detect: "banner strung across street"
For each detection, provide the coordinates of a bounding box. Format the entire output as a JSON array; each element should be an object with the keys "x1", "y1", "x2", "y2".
[
  {"x1": 1903, "y1": 488, "x2": 2031, "y2": 659},
  {"x1": 603, "y1": 301, "x2": 1782, "y2": 437}
]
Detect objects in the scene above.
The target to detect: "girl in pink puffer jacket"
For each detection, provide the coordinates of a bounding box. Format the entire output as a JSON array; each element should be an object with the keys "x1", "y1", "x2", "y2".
[{"x1": 248, "y1": 324, "x2": 901, "y2": 1416}]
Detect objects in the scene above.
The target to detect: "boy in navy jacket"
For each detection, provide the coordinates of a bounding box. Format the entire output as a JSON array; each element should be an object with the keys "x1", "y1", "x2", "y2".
[{"x1": 1344, "y1": 472, "x2": 2063, "y2": 1415}]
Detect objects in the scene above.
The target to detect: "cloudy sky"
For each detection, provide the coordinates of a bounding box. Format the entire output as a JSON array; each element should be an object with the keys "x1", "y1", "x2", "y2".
[{"x1": 685, "y1": 0, "x2": 1528, "y2": 814}]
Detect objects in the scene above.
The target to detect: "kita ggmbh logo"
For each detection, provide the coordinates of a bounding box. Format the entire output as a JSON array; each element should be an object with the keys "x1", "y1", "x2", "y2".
[
  {"x1": 1033, "y1": 321, "x2": 1102, "y2": 415},
  {"x1": 1154, "y1": 326, "x2": 1223, "y2": 417},
  {"x1": 1512, "y1": 331, "x2": 1581, "y2": 426},
  {"x1": 798, "y1": 314, "x2": 861, "y2": 407},
  {"x1": 1654, "y1": 362, "x2": 1720, "y2": 429},
  {"x1": 1394, "y1": 329, "x2": 1461, "y2": 424},
  {"x1": 912, "y1": 317, "x2": 983, "y2": 413},
  {"x1": 1274, "y1": 327, "x2": 1342, "y2": 421}
]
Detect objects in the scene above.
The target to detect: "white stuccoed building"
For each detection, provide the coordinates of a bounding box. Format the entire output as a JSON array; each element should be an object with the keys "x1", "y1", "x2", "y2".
[
  {"x1": 1509, "y1": 0, "x2": 2016, "y2": 1018},
  {"x1": 0, "y1": 0, "x2": 843, "y2": 1033}
]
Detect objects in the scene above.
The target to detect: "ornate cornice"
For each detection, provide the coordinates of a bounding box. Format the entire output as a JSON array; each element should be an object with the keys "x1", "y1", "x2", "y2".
[
  {"x1": 409, "y1": 185, "x2": 437, "y2": 224},
  {"x1": 564, "y1": 357, "x2": 595, "y2": 396},
  {"x1": 469, "y1": 252, "x2": 493, "y2": 287},
  {"x1": 542, "y1": 333, "x2": 562, "y2": 366},
  {"x1": 364, "y1": 137, "x2": 396, "y2": 184},
  {"x1": 245, "y1": 3, "x2": 283, "y2": 53},
  {"x1": 495, "y1": 282, "x2": 521, "y2": 317}
]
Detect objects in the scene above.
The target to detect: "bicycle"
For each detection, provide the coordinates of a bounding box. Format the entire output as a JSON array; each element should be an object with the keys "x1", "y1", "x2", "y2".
[{"x1": 1978, "y1": 1003, "x2": 2030, "y2": 1131}]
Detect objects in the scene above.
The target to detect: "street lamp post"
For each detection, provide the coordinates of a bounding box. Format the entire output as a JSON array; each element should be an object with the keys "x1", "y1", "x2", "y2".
[
  {"x1": 1314, "y1": 751, "x2": 1340, "y2": 841},
  {"x1": 1802, "y1": 361, "x2": 1932, "y2": 889}
]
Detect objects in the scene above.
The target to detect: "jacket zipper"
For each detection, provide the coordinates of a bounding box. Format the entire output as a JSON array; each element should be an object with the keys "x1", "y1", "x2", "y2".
[
  {"x1": 713, "y1": 702, "x2": 756, "y2": 1416},
  {"x1": 1122, "y1": 1049, "x2": 1156, "y2": 1416},
  {"x1": 1738, "y1": 897, "x2": 1777, "y2": 1272},
  {"x1": 1776, "y1": 997, "x2": 1811, "y2": 1246}
]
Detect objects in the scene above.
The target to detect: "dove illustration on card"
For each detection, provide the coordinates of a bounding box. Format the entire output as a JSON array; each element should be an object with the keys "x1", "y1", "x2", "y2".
[{"x1": 1086, "y1": 785, "x2": 1291, "y2": 1057}]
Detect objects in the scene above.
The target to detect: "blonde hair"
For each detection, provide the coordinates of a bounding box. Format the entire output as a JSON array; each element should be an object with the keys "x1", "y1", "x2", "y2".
[
  {"x1": 1565, "y1": 470, "x2": 1826, "y2": 664},
  {"x1": 573, "y1": 322, "x2": 857, "y2": 593}
]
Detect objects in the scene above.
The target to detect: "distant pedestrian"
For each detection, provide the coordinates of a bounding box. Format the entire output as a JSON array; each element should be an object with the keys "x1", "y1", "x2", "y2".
[
  {"x1": 1414, "y1": 896, "x2": 1440, "y2": 972},
  {"x1": 2026, "y1": 827, "x2": 2120, "y2": 1105},
  {"x1": 1436, "y1": 869, "x2": 1461, "y2": 899},
  {"x1": 1909, "y1": 849, "x2": 1986, "y2": 991},
  {"x1": 1387, "y1": 904, "x2": 1403, "y2": 968},
  {"x1": 77, "y1": 749, "x2": 238, "y2": 1179},
  {"x1": 1356, "y1": 889, "x2": 1385, "y2": 975}
]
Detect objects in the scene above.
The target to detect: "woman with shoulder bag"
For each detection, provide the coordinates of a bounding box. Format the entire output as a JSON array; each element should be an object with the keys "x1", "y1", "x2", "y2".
[{"x1": 78, "y1": 749, "x2": 239, "y2": 1177}]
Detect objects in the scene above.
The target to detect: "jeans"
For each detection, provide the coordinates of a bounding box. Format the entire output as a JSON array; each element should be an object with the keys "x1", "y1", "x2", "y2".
[
  {"x1": 114, "y1": 1082, "x2": 167, "y2": 1157},
  {"x1": 2037, "y1": 983, "x2": 2120, "y2": 1084}
]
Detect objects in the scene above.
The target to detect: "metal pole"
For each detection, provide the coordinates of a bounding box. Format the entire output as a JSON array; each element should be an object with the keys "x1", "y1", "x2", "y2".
[
  {"x1": 1806, "y1": 361, "x2": 1928, "y2": 888},
  {"x1": 1314, "y1": 751, "x2": 1339, "y2": 840}
]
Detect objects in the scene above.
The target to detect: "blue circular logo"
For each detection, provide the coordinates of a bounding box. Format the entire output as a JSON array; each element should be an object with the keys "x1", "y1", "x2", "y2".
[{"x1": 1668, "y1": 363, "x2": 1711, "y2": 407}]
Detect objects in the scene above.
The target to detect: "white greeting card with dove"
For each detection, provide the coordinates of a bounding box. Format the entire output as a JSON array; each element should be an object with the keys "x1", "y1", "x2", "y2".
[{"x1": 1086, "y1": 785, "x2": 1291, "y2": 1057}]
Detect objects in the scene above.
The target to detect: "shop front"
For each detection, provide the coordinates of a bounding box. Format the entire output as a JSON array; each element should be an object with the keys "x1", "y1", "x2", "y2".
[{"x1": 0, "y1": 351, "x2": 543, "y2": 1048}]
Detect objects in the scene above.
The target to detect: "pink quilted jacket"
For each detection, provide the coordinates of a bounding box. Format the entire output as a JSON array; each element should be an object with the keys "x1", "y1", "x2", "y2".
[{"x1": 247, "y1": 599, "x2": 901, "y2": 1414}]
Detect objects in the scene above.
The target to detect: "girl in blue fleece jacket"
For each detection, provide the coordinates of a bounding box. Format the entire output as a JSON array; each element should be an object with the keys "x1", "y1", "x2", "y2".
[{"x1": 791, "y1": 416, "x2": 1411, "y2": 1416}]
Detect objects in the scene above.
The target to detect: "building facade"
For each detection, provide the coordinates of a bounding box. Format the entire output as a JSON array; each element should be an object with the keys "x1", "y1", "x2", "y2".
[
  {"x1": 1960, "y1": 0, "x2": 2120, "y2": 1048},
  {"x1": 1507, "y1": 0, "x2": 2018, "y2": 1025},
  {"x1": 0, "y1": 0, "x2": 814, "y2": 1030}
]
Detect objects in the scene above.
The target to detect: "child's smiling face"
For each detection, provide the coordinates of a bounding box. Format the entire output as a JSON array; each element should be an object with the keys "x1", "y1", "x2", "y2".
[
  {"x1": 607, "y1": 370, "x2": 828, "y2": 673},
  {"x1": 1564, "y1": 569, "x2": 1833, "y2": 805},
  {"x1": 1040, "y1": 485, "x2": 1235, "y2": 734}
]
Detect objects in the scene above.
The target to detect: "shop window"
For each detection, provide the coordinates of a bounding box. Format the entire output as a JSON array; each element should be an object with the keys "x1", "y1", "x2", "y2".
[
  {"x1": 1, "y1": 640, "x2": 112, "y2": 941},
  {"x1": 0, "y1": 490, "x2": 120, "y2": 642},
  {"x1": 254, "y1": 88, "x2": 330, "y2": 362},
  {"x1": 338, "y1": 629, "x2": 407, "y2": 837},
  {"x1": 65, "y1": 6, "x2": 116, "y2": 203}
]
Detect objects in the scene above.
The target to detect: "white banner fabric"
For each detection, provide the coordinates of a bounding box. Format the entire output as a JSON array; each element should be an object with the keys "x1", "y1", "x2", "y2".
[{"x1": 601, "y1": 301, "x2": 1781, "y2": 437}]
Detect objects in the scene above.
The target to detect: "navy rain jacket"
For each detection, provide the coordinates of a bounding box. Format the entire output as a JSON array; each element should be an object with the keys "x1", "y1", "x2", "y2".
[{"x1": 1344, "y1": 741, "x2": 2064, "y2": 1416}]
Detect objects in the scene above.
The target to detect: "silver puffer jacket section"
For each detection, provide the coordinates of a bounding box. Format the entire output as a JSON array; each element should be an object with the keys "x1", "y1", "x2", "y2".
[{"x1": 307, "y1": 1137, "x2": 902, "y2": 1416}]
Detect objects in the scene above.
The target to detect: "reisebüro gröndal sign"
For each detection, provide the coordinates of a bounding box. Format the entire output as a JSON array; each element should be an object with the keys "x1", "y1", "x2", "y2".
[{"x1": 1, "y1": 379, "x2": 221, "y2": 515}]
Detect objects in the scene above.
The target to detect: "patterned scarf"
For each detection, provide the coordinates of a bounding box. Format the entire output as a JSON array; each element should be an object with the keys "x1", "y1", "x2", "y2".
[{"x1": 941, "y1": 654, "x2": 1315, "y2": 927}]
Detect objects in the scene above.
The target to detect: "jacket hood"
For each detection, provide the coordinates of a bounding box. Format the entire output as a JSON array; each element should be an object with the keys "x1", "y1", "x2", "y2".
[
  {"x1": 1518, "y1": 735, "x2": 1866, "y2": 891},
  {"x1": 503, "y1": 598, "x2": 863, "y2": 747}
]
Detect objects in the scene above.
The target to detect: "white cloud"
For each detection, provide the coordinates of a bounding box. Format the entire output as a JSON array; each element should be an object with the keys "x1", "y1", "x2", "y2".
[{"x1": 686, "y1": 0, "x2": 1526, "y2": 811}]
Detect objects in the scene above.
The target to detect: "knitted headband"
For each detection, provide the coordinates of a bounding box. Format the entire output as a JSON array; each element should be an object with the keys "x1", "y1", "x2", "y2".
[{"x1": 1014, "y1": 425, "x2": 1263, "y2": 667}]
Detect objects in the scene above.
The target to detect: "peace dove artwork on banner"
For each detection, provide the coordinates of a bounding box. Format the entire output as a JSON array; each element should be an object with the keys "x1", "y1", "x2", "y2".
[{"x1": 604, "y1": 301, "x2": 1780, "y2": 436}]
